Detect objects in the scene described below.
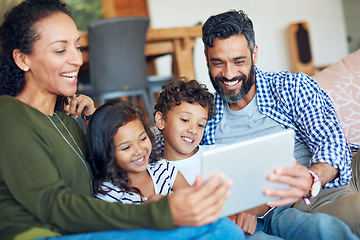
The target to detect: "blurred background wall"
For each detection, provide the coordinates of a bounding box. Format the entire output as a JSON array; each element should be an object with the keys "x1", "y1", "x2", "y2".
[{"x1": 1, "y1": 0, "x2": 359, "y2": 91}]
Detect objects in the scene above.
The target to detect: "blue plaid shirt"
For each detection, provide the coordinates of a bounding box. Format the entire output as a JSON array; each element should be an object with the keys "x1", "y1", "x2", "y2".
[{"x1": 202, "y1": 65, "x2": 358, "y2": 189}]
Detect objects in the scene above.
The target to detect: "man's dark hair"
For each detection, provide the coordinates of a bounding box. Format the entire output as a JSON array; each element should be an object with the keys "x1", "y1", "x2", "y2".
[{"x1": 202, "y1": 9, "x2": 255, "y2": 54}]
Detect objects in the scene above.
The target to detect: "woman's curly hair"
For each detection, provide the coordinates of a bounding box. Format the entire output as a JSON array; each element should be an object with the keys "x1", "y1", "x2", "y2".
[
  {"x1": 0, "y1": 0, "x2": 70, "y2": 109},
  {"x1": 154, "y1": 78, "x2": 216, "y2": 121}
]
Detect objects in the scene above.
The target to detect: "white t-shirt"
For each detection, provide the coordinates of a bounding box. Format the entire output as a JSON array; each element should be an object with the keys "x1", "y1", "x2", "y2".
[
  {"x1": 95, "y1": 159, "x2": 178, "y2": 204},
  {"x1": 170, "y1": 145, "x2": 216, "y2": 185}
]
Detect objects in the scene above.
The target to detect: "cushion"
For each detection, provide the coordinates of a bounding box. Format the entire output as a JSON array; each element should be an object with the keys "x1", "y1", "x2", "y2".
[{"x1": 312, "y1": 49, "x2": 360, "y2": 146}]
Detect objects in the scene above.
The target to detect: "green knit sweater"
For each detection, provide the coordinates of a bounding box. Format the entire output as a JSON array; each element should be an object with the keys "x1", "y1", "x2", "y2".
[{"x1": 0, "y1": 95, "x2": 174, "y2": 240}]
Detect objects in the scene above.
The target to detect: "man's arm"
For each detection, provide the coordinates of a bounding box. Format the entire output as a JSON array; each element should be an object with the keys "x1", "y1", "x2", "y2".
[{"x1": 309, "y1": 162, "x2": 339, "y2": 187}]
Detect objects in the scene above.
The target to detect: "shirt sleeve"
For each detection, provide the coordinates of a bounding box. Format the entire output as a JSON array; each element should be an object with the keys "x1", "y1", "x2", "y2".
[
  {"x1": 286, "y1": 73, "x2": 352, "y2": 188},
  {"x1": 150, "y1": 159, "x2": 178, "y2": 195}
]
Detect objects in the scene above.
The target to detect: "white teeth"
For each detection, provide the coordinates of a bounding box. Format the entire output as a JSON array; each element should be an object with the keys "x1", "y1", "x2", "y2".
[
  {"x1": 61, "y1": 72, "x2": 77, "y2": 78},
  {"x1": 182, "y1": 137, "x2": 194, "y2": 143},
  {"x1": 223, "y1": 80, "x2": 239, "y2": 86},
  {"x1": 133, "y1": 157, "x2": 144, "y2": 163}
]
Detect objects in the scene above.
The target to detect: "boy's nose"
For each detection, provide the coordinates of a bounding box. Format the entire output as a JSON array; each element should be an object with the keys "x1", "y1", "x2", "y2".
[{"x1": 187, "y1": 124, "x2": 197, "y2": 135}]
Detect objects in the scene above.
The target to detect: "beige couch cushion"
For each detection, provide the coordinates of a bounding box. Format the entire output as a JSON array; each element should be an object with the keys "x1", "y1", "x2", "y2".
[{"x1": 312, "y1": 49, "x2": 360, "y2": 145}]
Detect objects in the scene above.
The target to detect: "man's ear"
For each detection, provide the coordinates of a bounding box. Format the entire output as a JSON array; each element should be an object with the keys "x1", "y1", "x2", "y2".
[
  {"x1": 13, "y1": 49, "x2": 30, "y2": 71},
  {"x1": 204, "y1": 49, "x2": 210, "y2": 68},
  {"x1": 252, "y1": 45, "x2": 259, "y2": 64},
  {"x1": 154, "y1": 111, "x2": 165, "y2": 131}
]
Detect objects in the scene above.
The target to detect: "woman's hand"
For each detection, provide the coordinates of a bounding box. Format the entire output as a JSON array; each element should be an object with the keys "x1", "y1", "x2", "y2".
[
  {"x1": 167, "y1": 173, "x2": 232, "y2": 227},
  {"x1": 63, "y1": 94, "x2": 96, "y2": 119}
]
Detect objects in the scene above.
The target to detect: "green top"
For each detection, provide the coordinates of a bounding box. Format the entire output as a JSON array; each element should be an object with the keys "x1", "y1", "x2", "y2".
[{"x1": 0, "y1": 95, "x2": 174, "y2": 240}]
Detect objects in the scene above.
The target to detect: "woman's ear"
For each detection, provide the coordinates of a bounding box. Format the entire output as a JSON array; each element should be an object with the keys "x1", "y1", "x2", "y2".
[
  {"x1": 154, "y1": 111, "x2": 165, "y2": 131},
  {"x1": 13, "y1": 49, "x2": 30, "y2": 72}
]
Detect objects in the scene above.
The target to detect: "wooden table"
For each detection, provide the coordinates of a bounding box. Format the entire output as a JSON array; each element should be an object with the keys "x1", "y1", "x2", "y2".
[{"x1": 80, "y1": 25, "x2": 202, "y2": 80}]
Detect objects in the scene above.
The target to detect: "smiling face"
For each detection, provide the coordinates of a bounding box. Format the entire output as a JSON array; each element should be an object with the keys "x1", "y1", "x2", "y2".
[
  {"x1": 113, "y1": 119, "x2": 152, "y2": 176},
  {"x1": 24, "y1": 12, "x2": 83, "y2": 98},
  {"x1": 156, "y1": 101, "x2": 208, "y2": 161},
  {"x1": 206, "y1": 35, "x2": 258, "y2": 109}
]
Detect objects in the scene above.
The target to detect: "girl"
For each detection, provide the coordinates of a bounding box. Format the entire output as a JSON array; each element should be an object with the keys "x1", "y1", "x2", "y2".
[{"x1": 86, "y1": 100, "x2": 189, "y2": 204}]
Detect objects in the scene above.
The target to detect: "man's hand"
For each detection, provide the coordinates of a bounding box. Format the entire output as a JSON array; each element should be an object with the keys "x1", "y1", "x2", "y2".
[
  {"x1": 168, "y1": 173, "x2": 232, "y2": 226},
  {"x1": 264, "y1": 159, "x2": 313, "y2": 206}
]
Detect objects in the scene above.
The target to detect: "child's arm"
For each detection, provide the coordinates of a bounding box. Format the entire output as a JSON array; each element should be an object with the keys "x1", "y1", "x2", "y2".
[
  {"x1": 145, "y1": 172, "x2": 189, "y2": 203},
  {"x1": 146, "y1": 168, "x2": 190, "y2": 203},
  {"x1": 145, "y1": 194, "x2": 164, "y2": 203},
  {"x1": 172, "y1": 171, "x2": 191, "y2": 191}
]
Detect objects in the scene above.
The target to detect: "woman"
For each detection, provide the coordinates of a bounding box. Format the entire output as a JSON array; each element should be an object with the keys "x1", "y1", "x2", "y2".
[{"x1": 0, "y1": 0, "x2": 244, "y2": 239}]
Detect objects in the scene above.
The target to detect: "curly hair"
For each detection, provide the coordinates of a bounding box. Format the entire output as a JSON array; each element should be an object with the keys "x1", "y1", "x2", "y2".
[
  {"x1": 0, "y1": 0, "x2": 70, "y2": 108},
  {"x1": 202, "y1": 9, "x2": 255, "y2": 54},
  {"x1": 86, "y1": 99, "x2": 160, "y2": 201},
  {"x1": 154, "y1": 78, "x2": 216, "y2": 121}
]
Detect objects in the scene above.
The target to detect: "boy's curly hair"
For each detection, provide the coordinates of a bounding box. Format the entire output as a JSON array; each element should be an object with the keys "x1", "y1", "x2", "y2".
[{"x1": 154, "y1": 78, "x2": 216, "y2": 121}]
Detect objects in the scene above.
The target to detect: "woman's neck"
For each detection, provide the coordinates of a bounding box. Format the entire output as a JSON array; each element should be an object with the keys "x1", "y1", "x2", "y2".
[{"x1": 16, "y1": 90, "x2": 57, "y2": 116}]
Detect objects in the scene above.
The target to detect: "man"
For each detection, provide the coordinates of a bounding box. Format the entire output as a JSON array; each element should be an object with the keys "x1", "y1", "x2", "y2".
[{"x1": 201, "y1": 9, "x2": 360, "y2": 237}]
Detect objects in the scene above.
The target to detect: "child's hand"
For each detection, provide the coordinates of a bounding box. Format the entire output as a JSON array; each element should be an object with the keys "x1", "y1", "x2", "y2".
[
  {"x1": 63, "y1": 94, "x2": 96, "y2": 119},
  {"x1": 145, "y1": 194, "x2": 164, "y2": 203},
  {"x1": 228, "y1": 204, "x2": 270, "y2": 235},
  {"x1": 229, "y1": 210, "x2": 257, "y2": 235}
]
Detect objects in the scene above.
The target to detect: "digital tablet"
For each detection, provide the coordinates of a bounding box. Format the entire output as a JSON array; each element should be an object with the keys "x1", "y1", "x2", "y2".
[{"x1": 201, "y1": 129, "x2": 295, "y2": 217}]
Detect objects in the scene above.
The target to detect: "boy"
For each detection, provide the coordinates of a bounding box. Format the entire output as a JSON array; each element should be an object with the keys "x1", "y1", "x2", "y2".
[
  {"x1": 154, "y1": 78, "x2": 216, "y2": 185},
  {"x1": 154, "y1": 79, "x2": 358, "y2": 239}
]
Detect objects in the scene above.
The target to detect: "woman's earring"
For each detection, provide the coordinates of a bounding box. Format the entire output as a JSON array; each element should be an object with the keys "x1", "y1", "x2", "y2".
[{"x1": 23, "y1": 67, "x2": 29, "y2": 71}]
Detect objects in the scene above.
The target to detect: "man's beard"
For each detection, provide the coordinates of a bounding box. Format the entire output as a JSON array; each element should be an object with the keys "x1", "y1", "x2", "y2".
[{"x1": 209, "y1": 64, "x2": 256, "y2": 104}]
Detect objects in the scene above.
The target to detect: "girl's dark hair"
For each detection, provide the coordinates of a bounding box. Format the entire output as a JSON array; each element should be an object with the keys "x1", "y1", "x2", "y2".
[
  {"x1": 202, "y1": 9, "x2": 255, "y2": 54},
  {"x1": 154, "y1": 78, "x2": 216, "y2": 121},
  {"x1": 0, "y1": 0, "x2": 70, "y2": 109},
  {"x1": 86, "y1": 99, "x2": 160, "y2": 200}
]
